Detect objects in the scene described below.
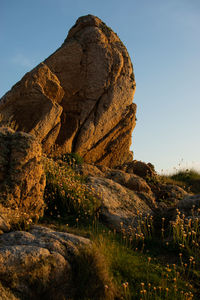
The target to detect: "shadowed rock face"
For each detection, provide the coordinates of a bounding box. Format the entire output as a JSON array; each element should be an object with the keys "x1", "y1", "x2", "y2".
[
  {"x1": 0, "y1": 15, "x2": 136, "y2": 167},
  {"x1": 0, "y1": 127, "x2": 46, "y2": 227}
]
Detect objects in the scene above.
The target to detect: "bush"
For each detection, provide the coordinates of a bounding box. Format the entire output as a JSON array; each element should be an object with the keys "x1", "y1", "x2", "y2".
[
  {"x1": 60, "y1": 152, "x2": 84, "y2": 167},
  {"x1": 170, "y1": 169, "x2": 200, "y2": 194},
  {"x1": 43, "y1": 157, "x2": 101, "y2": 224}
]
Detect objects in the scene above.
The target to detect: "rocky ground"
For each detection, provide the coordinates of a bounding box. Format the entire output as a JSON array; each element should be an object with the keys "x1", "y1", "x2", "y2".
[{"x1": 0, "y1": 14, "x2": 199, "y2": 300}]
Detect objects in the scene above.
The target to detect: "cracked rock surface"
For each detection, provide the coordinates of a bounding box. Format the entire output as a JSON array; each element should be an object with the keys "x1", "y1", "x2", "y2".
[
  {"x1": 0, "y1": 225, "x2": 90, "y2": 299},
  {"x1": 0, "y1": 127, "x2": 46, "y2": 227},
  {"x1": 0, "y1": 15, "x2": 136, "y2": 167}
]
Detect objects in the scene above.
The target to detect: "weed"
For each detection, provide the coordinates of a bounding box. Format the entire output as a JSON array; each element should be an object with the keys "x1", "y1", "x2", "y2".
[
  {"x1": 43, "y1": 157, "x2": 101, "y2": 224},
  {"x1": 59, "y1": 152, "x2": 84, "y2": 167}
]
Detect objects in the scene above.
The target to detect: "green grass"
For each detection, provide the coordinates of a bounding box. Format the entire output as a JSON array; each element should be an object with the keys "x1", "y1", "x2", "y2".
[
  {"x1": 161, "y1": 169, "x2": 200, "y2": 194},
  {"x1": 40, "y1": 213, "x2": 200, "y2": 300},
  {"x1": 41, "y1": 159, "x2": 200, "y2": 299}
]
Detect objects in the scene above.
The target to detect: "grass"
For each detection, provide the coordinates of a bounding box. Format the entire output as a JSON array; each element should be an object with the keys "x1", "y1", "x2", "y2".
[
  {"x1": 4, "y1": 158, "x2": 198, "y2": 299},
  {"x1": 41, "y1": 212, "x2": 200, "y2": 300},
  {"x1": 160, "y1": 169, "x2": 200, "y2": 194},
  {"x1": 40, "y1": 158, "x2": 200, "y2": 299}
]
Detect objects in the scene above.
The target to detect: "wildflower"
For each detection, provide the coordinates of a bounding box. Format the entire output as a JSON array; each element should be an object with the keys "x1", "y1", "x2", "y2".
[{"x1": 122, "y1": 282, "x2": 129, "y2": 289}]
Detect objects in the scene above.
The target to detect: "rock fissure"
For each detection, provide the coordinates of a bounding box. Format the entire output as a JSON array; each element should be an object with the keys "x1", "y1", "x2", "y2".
[{"x1": 0, "y1": 15, "x2": 136, "y2": 167}]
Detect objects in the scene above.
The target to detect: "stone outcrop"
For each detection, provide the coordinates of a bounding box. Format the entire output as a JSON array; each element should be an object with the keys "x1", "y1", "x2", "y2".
[
  {"x1": 178, "y1": 194, "x2": 200, "y2": 210},
  {"x1": 0, "y1": 127, "x2": 46, "y2": 227},
  {"x1": 0, "y1": 15, "x2": 136, "y2": 167},
  {"x1": 155, "y1": 183, "x2": 188, "y2": 206},
  {"x1": 106, "y1": 169, "x2": 152, "y2": 194},
  {"x1": 87, "y1": 176, "x2": 155, "y2": 231},
  {"x1": 0, "y1": 226, "x2": 90, "y2": 299},
  {"x1": 0, "y1": 63, "x2": 64, "y2": 152},
  {"x1": 117, "y1": 160, "x2": 156, "y2": 179},
  {"x1": 76, "y1": 160, "x2": 190, "y2": 229}
]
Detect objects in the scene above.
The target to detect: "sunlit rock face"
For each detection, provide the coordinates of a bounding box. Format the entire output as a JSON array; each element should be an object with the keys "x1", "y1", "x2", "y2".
[{"x1": 0, "y1": 15, "x2": 136, "y2": 167}]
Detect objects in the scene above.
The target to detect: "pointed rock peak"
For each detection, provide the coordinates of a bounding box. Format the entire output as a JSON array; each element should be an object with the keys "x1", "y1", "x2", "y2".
[{"x1": 0, "y1": 15, "x2": 136, "y2": 167}]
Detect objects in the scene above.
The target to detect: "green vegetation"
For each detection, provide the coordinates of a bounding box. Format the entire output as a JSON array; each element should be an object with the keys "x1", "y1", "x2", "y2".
[
  {"x1": 161, "y1": 169, "x2": 200, "y2": 194},
  {"x1": 42, "y1": 212, "x2": 200, "y2": 299},
  {"x1": 42, "y1": 158, "x2": 200, "y2": 299},
  {"x1": 59, "y1": 152, "x2": 84, "y2": 167},
  {"x1": 43, "y1": 157, "x2": 101, "y2": 224}
]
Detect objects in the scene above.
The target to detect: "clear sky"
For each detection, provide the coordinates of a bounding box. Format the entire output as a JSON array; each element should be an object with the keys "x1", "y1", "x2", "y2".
[{"x1": 1, "y1": 0, "x2": 200, "y2": 173}]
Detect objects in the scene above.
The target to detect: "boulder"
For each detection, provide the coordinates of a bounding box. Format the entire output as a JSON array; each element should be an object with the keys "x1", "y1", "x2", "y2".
[
  {"x1": 178, "y1": 194, "x2": 200, "y2": 210},
  {"x1": 117, "y1": 160, "x2": 156, "y2": 179},
  {"x1": 77, "y1": 162, "x2": 105, "y2": 178},
  {"x1": 0, "y1": 127, "x2": 46, "y2": 228},
  {"x1": 87, "y1": 176, "x2": 155, "y2": 231},
  {"x1": 152, "y1": 182, "x2": 188, "y2": 207},
  {"x1": 0, "y1": 225, "x2": 90, "y2": 299},
  {"x1": 0, "y1": 15, "x2": 136, "y2": 167},
  {"x1": 77, "y1": 163, "x2": 153, "y2": 195},
  {"x1": 106, "y1": 169, "x2": 152, "y2": 194}
]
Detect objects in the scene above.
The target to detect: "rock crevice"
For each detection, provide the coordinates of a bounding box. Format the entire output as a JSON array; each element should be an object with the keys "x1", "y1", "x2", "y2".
[{"x1": 0, "y1": 15, "x2": 136, "y2": 167}]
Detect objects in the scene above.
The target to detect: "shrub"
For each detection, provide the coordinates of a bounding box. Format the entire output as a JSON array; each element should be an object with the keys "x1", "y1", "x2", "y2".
[
  {"x1": 161, "y1": 169, "x2": 200, "y2": 194},
  {"x1": 43, "y1": 157, "x2": 101, "y2": 223},
  {"x1": 60, "y1": 152, "x2": 84, "y2": 167},
  {"x1": 170, "y1": 169, "x2": 200, "y2": 194}
]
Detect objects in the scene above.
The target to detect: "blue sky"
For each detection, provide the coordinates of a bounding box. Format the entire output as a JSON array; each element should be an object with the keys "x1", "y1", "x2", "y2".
[{"x1": 1, "y1": 0, "x2": 200, "y2": 173}]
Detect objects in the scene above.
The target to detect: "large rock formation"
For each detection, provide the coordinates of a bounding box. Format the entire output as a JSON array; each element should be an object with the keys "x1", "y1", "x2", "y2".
[
  {"x1": 0, "y1": 127, "x2": 46, "y2": 228},
  {"x1": 0, "y1": 63, "x2": 64, "y2": 153},
  {"x1": 0, "y1": 15, "x2": 136, "y2": 167}
]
